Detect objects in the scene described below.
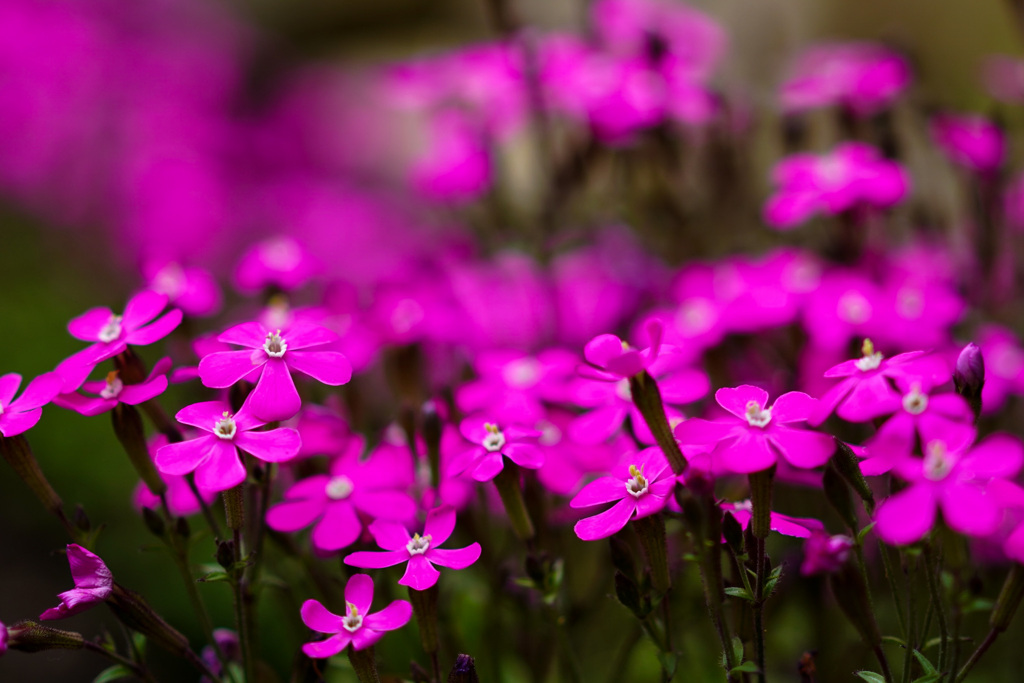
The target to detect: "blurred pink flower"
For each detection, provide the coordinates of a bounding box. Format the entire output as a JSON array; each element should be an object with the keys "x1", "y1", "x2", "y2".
[
  {"x1": 800, "y1": 531, "x2": 854, "y2": 575},
  {"x1": 142, "y1": 260, "x2": 222, "y2": 318},
  {"x1": 931, "y1": 113, "x2": 1004, "y2": 175},
  {"x1": 234, "y1": 236, "x2": 319, "y2": 294},
  {"x1": 722, "y1": 500, "x2": 825, "y2": 538},
  {"x1": 134, "y1": 434, "x2": 218, "y2": 517},
  {"x1": 781, "y1": 43, "x2": 911, "y2": 116}
]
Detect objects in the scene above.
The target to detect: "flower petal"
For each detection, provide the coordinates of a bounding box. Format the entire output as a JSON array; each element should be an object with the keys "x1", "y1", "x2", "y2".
[
  {"x1": 127, "y1": 309, "x2": 182, "y2": 346},
  {"x1": 312, "y1": 502, "x2": 362, "y2": 551},
  {"x1": 11, "y1": 373, "x2": 62, "y2": 411},
  {"x1": 769, "y1": 428, "x2": 835, "y2": 469},
  {"x1": 0, "y1": 408, "x2": 43, "y2": 437},
  {"x1": 198, "y1": 351, "x2": 262, "y2": 389},
  {"x1": 573, "y1": 497, "x2": 636, "y2": 541},
  {"x1": 344, "y1": 550, "x2": 409, "y2": 569},
  {"x1": 248, "y1": 359, "x2": 301, "y2": 422},
  {"x1": 67, "y1": 544, "x2": 112, "y2": 591},
  {"x1": 568, "y1": 406, "x2": 629, "y2": 445},
  {"x1": 716, "y1": 432, "x2": 777, "y2": 474},
  {"x1": 174, "y1": 401, "x2": 231, "y2": 432},
  {"x1": 283, "y1": 321, "x2": 340, "y2": 350},
  {"x1": 301, "y1": 599, "x2": 344, "y2": 632},
  {"x1": 286, "y1": 351, "x2": 352, "y2": 386},
  {"x1": 716, "y1": 385, "x2": 769, "y2": 419},
  {"x1": 570, "y1": 476, "x2": 626, "y2": 509},
  {"x1": 398, "y1": 554, "x2": 441, "y2": 591},
  {"x1": 353, "y1": 490, "x2": 418, "y2": 521},
  {"x1": 875, "y1": 485, "x2": 937, "y2": 545},
  {"x1": 940, "y1": 484, "x2": 999, "y2": 537},
  {"x1": 344, "y1": 574, "x2": 375, "y2": 615},
  {"x1": 122, "y1": 291, "x2": 169, "y2": 330},
  {"x1": 218, "y1": 322, "x2": 267, "y2": 349},
  {"x1": 68, "y1": 308, "x2": 115, "y2": 342},
  {"x1": 427, "y1": 544, "x2": 481, "y2": 570},
  {"x1": 504, "y1": 442, "x2": 544, "y2": 470},
  {"x1": 155, "y1": 437, "x2": 215, "y2": 476},
  {"x1": 266, "y1": 495, "x2": 325, "y2": 533},
  {"x1": 368, "y1": 519, "x2": 412, "y2": 550},
  {"x1": 234, "y1": 428, "x2": 301, "y2": 463},
  {"x1": 423, "y1": 505, "x2": 457, "y2": 546},
  {"x1": 302, "y1": 633, "x2": 350, "y2": 658},
  {"x1": 363, "y1": 600, "x2": 413, "y2": 631},
  {"x1": 194, "y1": 441, "x2": 245, "y2": 491},
  {"x1": 769, "y1": 392, "x2": 817, "y2": 423}
]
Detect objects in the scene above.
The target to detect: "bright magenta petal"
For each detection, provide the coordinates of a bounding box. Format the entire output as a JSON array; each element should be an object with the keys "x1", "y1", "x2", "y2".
[
  {"x1": 128, "y1": 309, "x2": 182, "y2": 346},
  {"x1": 344, "y1": 550, "x2": 409, "y2": 569},
  {"x1": 423, "y1": 505, "x2": 457, "y2": 546},
  {"x1": 312, "y1": 502, "x2": 362, "y2": 551},
  {"x1": 198, "y1": 351, "x2": 262, "y2": 389},
  {"x1": 573, "y1": 498, "x2": 636, "y2": 541},
  {"x1": 398, "y1": 555, "x2": 440, "y2": 591},
  {"x1": 235, "y1": 428, "x2": 301, "y2": 463},
  {"x1": 716, "y1": 385, "x2": 769, "y2": 419},
  {"x1": 155, "y1": 437, "x2": 215, "y2": 476},
  {"x1": 302, "y1": 633, "x2": 350, "y2": 658},
  {"x1": 368, "y1": 519, "x2": 412, "y2": 550},
  {"x1": 194, "y1": 440, "x2": 245, "y2": 491},
  {"x1": 363, "y1": 600, "x2": 413, "y2": 631},
  {"x1": 286, "y1": 351, "x2": 352, "y2": 386},
  {"x1": 122, "y1": 291, "x2": 168, "y2": 329},
  {"x1": 344, "y1": 574, "x2": 375, "y2": 615},
  {"x1": 248, "y1": 359, "x2": 301, "y2": 422},
  {"x1": 300, "y1": 599, "x2": 343, "y2": 633},
  {"x1": 875, "y1": 485, "x2": 937, "y2": 545}
]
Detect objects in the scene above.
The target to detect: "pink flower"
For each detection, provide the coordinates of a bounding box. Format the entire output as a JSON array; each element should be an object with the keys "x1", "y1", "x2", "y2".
[
  {"x1": 780, "y1": 42, "x2": 911, "y2": 117},
  {"x1": 931, "y1": 113, "x2": 1005, "y2": 175},
  {"x1": 198, "y1": 320, "x2": 352, "y2": 422},
  {"x1": 411, "y1": 109, "x2": 492, "y2": 203},
  {"x1": 581, "y1": 319, "x2": 665, "y2": 381},
  {"x1": 0, "y1": 620, "x2": 6, "y2": 655},
  {"x1": 809, "y1": 340, "x2": 949, "y2": 425},
  {"x1": 142, "y1": 260, "x2": 222, "y2": 318},
  {"x1": 455, "y1": 348, "x2": 577, "y2": 424},
  {"x1": 233, "y1": 236, "x2": 319, "y2": 294},
  {"x1": 344, "y1": 505, "x2": 481, "y2": 591},
  {"x1": 800, "y1": 531, "x2": 854, "y2": 575},
  {"x1": 134, "y1": 435, "x2": 218, "y2": 517},
  {"x1": 977, "y1": 325, "x2": 1024, "y2": 414},
  {"x1": 155, "y1": 399, "x2": 301, "y2": 492},
  {"x1": 301, "y1": 574, "x2": 412, "y2": 657},
  {"x1": 266, "y1": 435, "x2": 417, "y2": 552},
  {"x1": 570, "y1": 446, "x2": 675, "y2": 541},
  {"x1": 448, "y1": 416, "x2": 544, "y2": 482},
  {"x1": 721, "y1": 500, "x2": 825, "y2": 538},
  {"x1": 40, "y1": 544, "x2": 113, "y2": 620},
  {"x1": 56, "y1": 290, "x2": 183, "y2": 391},
  {"x1": 764, "y1": 142, "x2": 909, "y2": 230},
  {"x1": 674, "y1": 385, "x2": 833, "y2": 474},
  {"x1": 875, "y1": 434, "x2": 1024, "y2": 545},
  {"x1": 0, "y1": 372, "x2": 62, "y2": 437},
  {"x1": 54, "y1": 358, "x2": 171, "y2": 417}
]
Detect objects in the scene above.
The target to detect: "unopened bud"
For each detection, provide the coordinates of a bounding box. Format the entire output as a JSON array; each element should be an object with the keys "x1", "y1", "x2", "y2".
[
  {"x1": 614, "y1": 571, "x2": 645, "y2": 616},
  {"x1": 142, "y1": 506, "x2": 166, "y2": 538},
  {"x1": 216, "y1": 541, "x2": 234, "y2": 570},
  {"x1": 822, "y1": 463, "x2": 858, "y2": 531},
  {"x1": 608, "y1": 534, "x2": 638, "y2": 580},
  {"x1": 448, "y1": 654, "x2": 481, "y2": 683},
  {"x1": 800, "y1": 532, "x2": 854, "y2": 576},
  {"x1": 73, "y1": 505, "x2": 92, "y2": 533},
  {"x1": 832, "y1": 439, "x2": 874, "y2": 512},
  {"x1": 722, "y1": 511, "x2": 744, "y2": 556},
  {"x1": 954, "y1": 343, "x2": 985, "y2": 421},
  {"x1": 5, "y1": 620, "x2": 84, "y2": 653}
]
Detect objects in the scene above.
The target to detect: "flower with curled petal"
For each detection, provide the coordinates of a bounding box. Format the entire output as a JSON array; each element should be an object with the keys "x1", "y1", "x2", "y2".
[
  {"x1": 447, "y1": 416, "x2": 544, "y2": 482},
  {"x1": 198, "y1": 320, "x2": 352, "y2": 422},
  {"x1": 55, "y1": 290, "x2": 182, "y2": 392},
  {"x1": 674, "y1": 385, "x2": 833, "y2": 474},
  {"x1": 0, "y1": 372, "x2": 62, "y2": 437},
  {"x1": 155, "y1": 399, "x2": 301, "y2": 491},
  {"x1": 54, "y1": 358, "x2": 171, "y2": 417},
  {"x1": 40, "y1": 544, "x2": 113, "y2": 620},
  {"x1": 301, "y1": 574, "x2": 412, "y2": 657},
  {"x1": 344, "y1": 505, "x2": 481, "y2": 591}
]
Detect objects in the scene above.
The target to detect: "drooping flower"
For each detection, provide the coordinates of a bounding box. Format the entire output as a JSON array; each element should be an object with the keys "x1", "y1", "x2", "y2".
[
  {"x1": 344, "y1": 505, "x2": 481, "y2": 590},
  {"x1": 800, "y1": 531, "x2": 854, "y2": 575},
  {"x1": 447, "y1": 416, "x2": 544, "y2": 482},
  {"x1": 874, "y1": 434, "x2": 1024, "y2": 545},
  {"x1": 0, "y1": 372, "x2": 62, "y2": 437},
  {"x1": 301, "y1": 574, "x2": 412, "y2": 657},
  {"x1": 40, "y1": 544, "x2": 113, "y2": 620},
  {"x1": 721, "y1": 500, "x2": 825, "y2": 538},
  {"x1": 580, "y1": 319, "x2": 665, "y2": 381},
  {"x1": 674, "y1": 385, "x2": 834, "y2": 474},
  {"x1": 570, "y1": 447, "x2": 676, "y2": 541},
  {"x1": 55, "y1": 290, "x2": 183, "y2": 392},
  {"x1": 198, "y1": 320, "x2": 352, "y2": 422},
  {"x1": 53, "y1": 358, "x2": 170, "y2": 417},
  {"x1": 155, "y1": 399, "x2": 301, "y2": 491},
  {"x1": 266, "y1": 435, "x2": 417, "y2": 552}
]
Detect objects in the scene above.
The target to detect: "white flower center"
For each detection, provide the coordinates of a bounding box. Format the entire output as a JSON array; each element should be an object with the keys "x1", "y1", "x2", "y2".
[
  {"x1": 325, "y1": 476, "x2": 354, "y2": 501},
  {"x1": 406, "y1": 533, "x2": 431, "y2": 556},
  {"x1": 625, "y1": 464, "x2": 649, "y2": 498},
  {"x1": 837, "y1": 291, "x2": 872, "y2": 325},
  {"x1": 745, "y1": 400, "x2": 772, "y2": 428},
  {"x1": 923, "y1": 441, "x2": 953, "y2": 481},
  {"x1": 263, "y1": 330, "x2": 287, "y2": 358},
  {"x1": 615, "y1": 379, "x2": 632, "y2": 402},
  {"x1": 676, "y1": 299, "x2": 716, "y2": 335},
  {"x1": 538, "y1": 420, "x2": 561, "y2": 446},
  {"x1": 100, "y1": 371, "x2": 123, "y2": 399},
  {"x1": 214, "y1": 412, "x2": 237, "y2": 440},
  {"x1": 342, "y1": 603, "x2": 363, "y2": 633},
  {"x1": 896, "y1": 288, "x2": 925, "y2": 319},
  {"x1": 902, "y1": 384, "x2": 929, "y2": 415},
  {"x1": 99, "y1": 315, "x2": 124, "y2": 343},
  {"x1": 390, "y1": 299, "x2": 424, "y2": 335},
  {"x1": 151, "y1": 263, "x2": 186, "y2": 299},
  {"x1": 854, "y1": 339, "x2": 884, "y2": 372},
  {"x1": 732, "y1": 499, "x2": 753, "y2": 513},
  {"x1": 482, "y1": 423, "x2": 506, "y2": 452},
  {"x1": 0, "y1": 400, "x2": 5, "y2": 416},
  {"x1": 502, "y1": 358, "x2": 542, "y2": 388},
  {"x1": 263, "y1": 238, "x2": 303, "y2": 270}
]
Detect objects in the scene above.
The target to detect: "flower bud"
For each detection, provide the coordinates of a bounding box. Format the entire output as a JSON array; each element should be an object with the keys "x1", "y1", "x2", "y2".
[
  {"x1": 142, "y1": 506, "x2": 166, "y2": 538},
  {"x1": 831, "y1": 439, "x2": 874, "y2": 512},
  {"x1": 800, "y1": 531, "x2": 854, "y2": 576},
  {"x1": 6, "y1": 620, "x2": 85, "y2": 653},
  {"x1": 954, "y1": 342, "x2": 985, "y2": 421},
  {"x1": 629, "y1": 372, "x2": 687, "y2": 475},
  {"x1": 448, "y1": 654, "x2": 481, "y2": 683},
  {"x1": 722, "y1": 511, "x2": 744, "y2": 556}
]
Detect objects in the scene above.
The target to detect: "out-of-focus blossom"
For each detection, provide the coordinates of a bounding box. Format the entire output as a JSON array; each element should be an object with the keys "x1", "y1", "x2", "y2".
[
  {"x1": 765, "y1": 143, "x2": 909, "y2": 230},
  {"x1": 456, "y1": 348, "x2": 577, "y2": 424},
  {"x1": 581, "y1": 319, "x2": 665, "y2": 381},
  {"x1": 56, "y1": 291, "x2": 182, "y2": 391},
  {"x1": 155, "y1": 399, "x2": 301, "y2": 491},
  {"x1": 411, "y1": 110, "x2": 492, "y2": 203},
  {"x1": 875, "y1": 433, "x2": 1024, "y2": 545},
  {"x1": 449, "y1": 416, "x2": 544, "y2": 482},
  {"x1": 142, "y1": 260, "x2": 222, "y2": 318},
  {"x1": 674, "y1": 385, "x2": 833, "y2": 474},
  {"x1": 0, "y1": 372, "x2": 62, "y2": 437},
  {"x1": 984, "y1": 55, "x2": 1024, "y2": 103},
  {"x1": 570, "y1": 447, "x2": 676, "y2": 540},
  {"x1": 344, "y1": 505, "x2": 481, "y2": 591},
  {"x1": 54, "y1": 359, "x2": 170, "y2": 417},
  {"x1": 977, "y1": 326, "x2": 1024, "y2": 415},
  {"x1": 234, "y1": 236, "x2": 320, "y2": 295},
  {"x1": 40, "y1": 544, "x2": 113, "y2": 620},
  {"x1": 781, "y1": 43, "x2": 911, "y2": 116},
  {"x1": 301, "y1": 574, "x2": 412, "y2": 657},
  {"x1": 801, "y1": 273, "x2": 882, "y2": 351},
  {"x1": 134, "y1": 434, "x2": 218, "y2": 517},
  {"x1": 931, "y1": 113, "x2": 1005, "y2": 175},
  {"x1": 198, "y1": 320, "x2": 352, "y2": 422},
  {"x1": 722, "y1": 500, "x2": 825, "y2": 538},
  {"x1": 266, "y1": 435, "x2": 416, "y2": 552},
  {"x1": 870, "y1": 275, "x2": 964, "y2": 351},
  {"x1": 800, "y1": 531, "x2": 854, "y2": 575}
]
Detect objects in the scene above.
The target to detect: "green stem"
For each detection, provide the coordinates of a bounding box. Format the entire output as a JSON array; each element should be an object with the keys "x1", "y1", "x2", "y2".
[
  {"x1": 629, "y1": 371, "x2": 687, "y2": 475},
  {"x1": 955, "y1": 564, "x2": 1024, "y2": 682},
  {"x1": 347, "y1": 645, "x2": 382, "y2": 683},
  {"x1": 879, "y1": 541, "x2": 908, "y2": 639},
  {"x1": 923, "y1": 545, "x2": 948, "y2": 676},
  {"x1": 492, "y1": 464, "x2": 535, "y2": 541},
  {"x1": 409, "y1": 585, "x2": 440, "y2": 680},
  {"x1": 748, "y1": 468, "x2": 774, "y2": 683},
  {"x1": 902, "y1": 554, "x2": 917, "y2": 683}
]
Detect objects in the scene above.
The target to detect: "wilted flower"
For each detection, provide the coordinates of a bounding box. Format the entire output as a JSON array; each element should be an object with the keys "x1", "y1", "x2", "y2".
[
  {"x1": 40, "y1": 544, "x2": 113, "y2": 620},
  {"x1": 800, "y1": 531, "x2": 854, "y2": 575}
]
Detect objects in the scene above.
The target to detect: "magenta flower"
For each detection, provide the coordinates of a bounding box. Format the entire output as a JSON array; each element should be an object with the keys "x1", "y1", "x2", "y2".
[
  {"x1": 344, "y1": 505, "x2": 481, "y2": 591},
  {"x1": 40, "y1": 544, "x2": 113, "y2": 620},
  {"x1": 875, "y1": 434, "x2": 1024, "y2": 545},
  {"x1": 721, "y1": 500, "x2": 825, "y2": 538},
  {"x1": 455, "y1": 348, "x2": 577, "y2": 424},
  {"x1": 411, "y1": 109, "x2": 492, "y2": 203},
  {"x1": 674, "y1": 385, "x2": 833, "y2": 474},
  {"x1": 809, "y1": 340, "x2": 950, "y2": 425},
  {"x1": 764, "y1": 142, "x2": 909, "y2": 230},
  {"x1": 301, "y1": 574, "x2": 412, "y2": 657},
  {"x1": 931, "y1": 113, "x2": 1005, "y2": 175},
  {"x1": 0, "y1": 620, "x2": 6, "y2": 655},
  {"x1": 142, "y1": 259, "x2": 222, "y2": 318},
  {"x1": 234, "y1": 235, "x2": 320, "y2": 294},
  {"x1": 978, "y1": 325, "x2": 1024, "y2": 414},
  {"x1": 266, "y1": 435, "x2": 417, "y2": 552},
  {"x1": 134, "y1": 435, "x2": 218, "y2": 517},
  {"x1": 54, "y1": 358, "x2": 171, "y2": 417},
  {"x1": 56, "y1": 290, "x2": 183, "y2": 391},
  {"x1": 580, "y1": 319, "x2": 665, "y2": 381},
  {"x1": 570, "y1": 447, "x2": 675, "y2": 541},
  {"x1": 0, "y1": 372, "x2": 62, "y2": 437},
  {"x1": 800, "y1": 531, "x2": 854, "y2": 576},
  {"x1": 198, "y1": 320, "x2": 352, "y2": 422},
  {"x1": 155, "y1": 399, "x2": 301, "y2": 492},
  {"x1": 448, "y1": 416, "x2": 544, "y2": 482}
]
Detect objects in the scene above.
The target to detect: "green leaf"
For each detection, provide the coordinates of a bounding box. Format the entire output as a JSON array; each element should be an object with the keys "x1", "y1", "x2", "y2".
[
  {"x1": 855, "y1": 672, "x2": 886, "y2": 683},
  {"x1": 729, "y1": 661, "x2": 760, "y2": 675},
  {"x1": 731, "y1": 636, "x2": 745, "y2": 666},
  {"x1": 962, "y1": 598, "x2": 993, "y2": 614},
  {"x1": 656, "y1": 652, "x2": 678, "y2": 677},
  {"x1": 725, "y1": 587, "x2": 754, "y2": 602},
  {"x1": 93, "y1": 665, "x2": 134, "y2": 683},
  {"x1": 768, "y1": 565, "x2": 784, "y2": 580},
  {"x1": 911, "y1": 675, "x2": 942, "y2": 683},
  {"x1": 882, "y1": 635, "x2": 907, "y2": 647},
  {"x1": 911, "y1": 650, "x2": 937, "y2": 674},
  {"x1": 857, "y1": 522, "x2": 878, "y2": 544},
  {"x1": 197, "y1": 571, "x2": 231, "y2": 583}
]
